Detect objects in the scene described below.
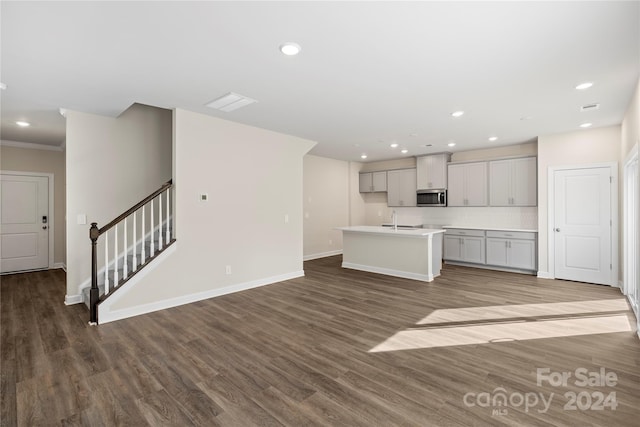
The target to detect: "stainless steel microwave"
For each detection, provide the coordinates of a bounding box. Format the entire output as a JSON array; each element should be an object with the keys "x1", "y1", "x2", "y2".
[{"x1": 417, "y1": 189, "x2": 447, "y2": 207}]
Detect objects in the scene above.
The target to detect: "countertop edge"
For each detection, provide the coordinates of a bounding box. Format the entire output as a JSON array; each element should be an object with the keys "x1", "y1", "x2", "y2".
[{"x1": 443, "y1": 226, "x2": 538, "y2": 233}]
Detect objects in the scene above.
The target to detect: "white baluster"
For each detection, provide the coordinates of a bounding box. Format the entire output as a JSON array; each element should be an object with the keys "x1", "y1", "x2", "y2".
[
  {"x1": 141, "y1": 205, "x2": 146, "y2": 263},
  {"x1": 158, "y1": 194, "x2": 163, "y2": 250},
  {"x1": 166, "y1": 188, "x2": 171, "y2": 243},
  {"x1": 123, "y1": 217, "x2": 128, "y2": 279},
  {"x1": 150, "y1": 199, "x2": 155, "y2": 256},
  {"x1": 133, "y1": 210, "x2": 137, "y2": 271},
  {"x1": 114, "y1": 223, "x2": 119, "y2": 286},
  {"x1": 104, "y1": 230, "x2": 109, "y2": 295}
]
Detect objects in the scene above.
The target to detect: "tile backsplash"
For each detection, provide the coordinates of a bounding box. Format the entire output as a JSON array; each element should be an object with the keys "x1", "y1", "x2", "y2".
[{"x1": 381, "y1": 206, "x2": 538, "y2": 230}]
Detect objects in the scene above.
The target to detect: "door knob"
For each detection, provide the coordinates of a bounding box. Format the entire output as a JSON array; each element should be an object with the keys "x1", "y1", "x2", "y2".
[
  {"x1": 42, "y1": 226, "x2": 48, "y2": 230},
  {"x1": 555, "y1": 228, "x2": 560, "y2": 232}
]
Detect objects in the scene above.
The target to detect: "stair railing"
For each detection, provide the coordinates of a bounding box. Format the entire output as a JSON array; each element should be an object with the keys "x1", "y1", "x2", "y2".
[{"x1": 89, "y1": 180, "x2": 174, "y2": 323}]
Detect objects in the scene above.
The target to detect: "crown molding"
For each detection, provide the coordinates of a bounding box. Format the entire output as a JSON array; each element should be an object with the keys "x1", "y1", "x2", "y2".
[{"x1": 0, "y1": 139, "x2": 64, "y2": 152}]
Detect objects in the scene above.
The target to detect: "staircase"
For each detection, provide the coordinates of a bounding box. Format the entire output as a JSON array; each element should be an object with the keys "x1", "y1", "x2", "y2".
[{"x1": 86, "y1": 180, "x2": 175, "y2": 323}]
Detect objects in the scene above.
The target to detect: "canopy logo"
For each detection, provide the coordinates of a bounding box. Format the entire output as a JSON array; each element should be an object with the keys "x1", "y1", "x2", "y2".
[{"x1": 462, "y1": 367, "x2": 619, "y2": 417}]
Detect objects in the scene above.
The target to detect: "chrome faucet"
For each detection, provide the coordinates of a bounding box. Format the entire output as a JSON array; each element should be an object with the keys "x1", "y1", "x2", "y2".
[{"x1": 392, "y1": 210, "x2": 397, "y2": 231}]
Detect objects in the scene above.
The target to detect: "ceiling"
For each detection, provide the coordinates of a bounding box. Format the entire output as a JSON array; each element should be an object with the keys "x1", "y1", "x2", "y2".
[{"x1": 1, "y1": 1, "x2": 639, "y2": 162}]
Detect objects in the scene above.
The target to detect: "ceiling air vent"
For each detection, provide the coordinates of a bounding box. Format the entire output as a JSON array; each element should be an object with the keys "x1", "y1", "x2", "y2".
[
  {"x1": 205, "y1": 92, "x2": 257, "y2": 112},
  {"x1": 581, "y1": 103, "x2": 600, "y2": 112}
]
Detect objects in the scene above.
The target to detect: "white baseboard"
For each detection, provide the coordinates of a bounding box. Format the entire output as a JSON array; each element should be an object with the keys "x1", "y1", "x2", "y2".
[
  {"x1": 64, "y1": 294, "x2": 83, "y2": 305},
  {"x1": 53, "y1": 262, "x2": 67, "y2": 272},
  {"x1": 342, "y1": 261, "x2": 435, "y2": 282},
  {"x1": 303, "y1": 250, "x2": 342, "y2": 261},
  {"x1": 537, "y1": 271, "x2": 553, "y2": 279},
  {"x1": 98, "y1": 268, "x2": 304, "y2": 324}
]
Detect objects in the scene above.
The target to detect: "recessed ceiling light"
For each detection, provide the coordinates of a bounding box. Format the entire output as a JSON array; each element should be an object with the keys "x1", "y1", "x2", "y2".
[
  {"x1": 205, "y1": 92, "x2": 257, "y2": 112},
  {"x1": 519, "y1": 116, "x2": 533, "y2": 121},
  {"x1": 580, "y1": 122, "x2": 592, "y2": 128},
  {"x1": 488, "y1": 136, "x2": 498, "y2": 142},
  {"x1": 390, "y1": 143, "x2": 399, "y2": 148},
  {"x1": 575, "y1": 82, "x2": 593, "y2": 90},
  {"x1": 0, "y1": 82, "x2": 6, "y2": 90},
  {"x1": 451, "y1": 111, "x2": 464, "y2": 118},
  {"x1": 361, "y1": 154, "x2": 367, "y2": 159},
  {"x1": 424, "y1": 144, "x2": 433, "y2": 147},
  {"x1": 280, "y1": 42, "x2": 301, "y2": 56},
  {"x1": 448, "y1": 142, "x2": 456, "y2": 147},
  {"x1": 16, "y1": 121, "x2": 30, "y2": 127},
  {"x1": 401, "y1": 149, "x2": 408, "y2": 154},
  {"x1": 409, "y1": 133, "x2": 418, "y2": 137}
]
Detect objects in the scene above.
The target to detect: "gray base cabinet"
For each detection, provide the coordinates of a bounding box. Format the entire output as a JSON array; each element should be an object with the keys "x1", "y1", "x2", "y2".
[
  {"x1": 443, "y1": 229, "x2": 485, "y2": 264},
  {"x1": 485, "y1": 231, "x2": 536, "y2": 271},
  {"x1": 444, "y1": 228, "x2": 537, "y2": 274}
]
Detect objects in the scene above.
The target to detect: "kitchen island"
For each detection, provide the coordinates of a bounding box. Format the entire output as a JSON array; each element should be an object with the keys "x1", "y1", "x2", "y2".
[{"x1": 337, "y1": 226, "x2": 445, "y2": 282}]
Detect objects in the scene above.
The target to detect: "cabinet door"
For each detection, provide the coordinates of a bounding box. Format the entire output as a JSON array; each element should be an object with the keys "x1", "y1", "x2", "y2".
[
  {"x1": 508, "y1": 239, "x2": 536, "y2": 270},
  {"x1": 462, "y1": 236, "x2": 486, "y2": 263},
  {"x1": 399, "y1": 169, "x2": 417, "y2": 206},
  {"x1": 447, "y1": 164, "x2": 465, "y2": 206},
  {"x1": 372, "y1": 171, "x2": 387, "y2": 192},
  {"x1": 416, "y1": 156, "x2": 430, "y2": 190},
  {"x1": 489, "y1": 160, "x2": 511, "y2": 206},
  {"x1": 464, "y1": 162, "x2": 488, "y2": 206},
  {"x1": 486, "y1": 238, "x2": 509, "y2": 266},
  {"x1": 429, "y1": 154, "x2": 448, "y2": 189},
  {"x1": 386, "y1": 170, "x2": 401, "y2": 206},
  {"x1": 444, "y1": 236, "x2": 463, "y2": 260},
  {"x1": 359, "y1": 173, "x2": 372, "y2": 193},
  {"x1": 512, "y1": 157, "x2": 537, "y2": 206}
]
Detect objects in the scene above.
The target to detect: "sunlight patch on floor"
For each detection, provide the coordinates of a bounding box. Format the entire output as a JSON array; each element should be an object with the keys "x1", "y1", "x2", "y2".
[
  {"x1": 417, "y1": 299, "x2": 629, "y2": 325},
  {"x1": 369, "y1": 314, "x2": 632, "y2": 352}
]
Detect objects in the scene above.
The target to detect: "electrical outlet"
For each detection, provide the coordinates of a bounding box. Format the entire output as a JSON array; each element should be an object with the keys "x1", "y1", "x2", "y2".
[
  {"x1": 284, "y1": 214, "x2": 289, "y2": 223},
  {"x1": 377, "y1": 210, "x2": 382, "y2": 217},
  {"x1": 225, "y1": 265, "x2": 232, "y2": 275},
  {"x1": 200, "y1": 193, "x2": 208, "y2": 202},
  {"x1": 329, "y1": 239, "x2": 333, "y2": 245}
]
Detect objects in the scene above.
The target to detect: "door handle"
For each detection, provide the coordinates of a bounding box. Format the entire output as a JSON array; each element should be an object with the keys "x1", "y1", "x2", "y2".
[
  {"x1": 42, "y1": 226, "x2": 48, "y2": 230},
  {"x1": 555, "y1": 228, "x2": 560, "y2": 232}
]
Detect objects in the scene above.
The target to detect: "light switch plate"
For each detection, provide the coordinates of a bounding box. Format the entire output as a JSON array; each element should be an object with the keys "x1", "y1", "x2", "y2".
[
  {"x1": 199, "y1": 193, "x2": 208, "y2": 202},
  {"x1": 77, "y1": 214, "x2": 87, "y2": 225}
]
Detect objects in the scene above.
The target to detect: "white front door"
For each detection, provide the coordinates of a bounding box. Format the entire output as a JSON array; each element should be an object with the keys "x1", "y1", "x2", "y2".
[
  {"x1": 0, "y1": 174, "x2": 49, "y2": 273},
  {"x1": 553, "y1": 167, "x2": 612, "y2": 285}
]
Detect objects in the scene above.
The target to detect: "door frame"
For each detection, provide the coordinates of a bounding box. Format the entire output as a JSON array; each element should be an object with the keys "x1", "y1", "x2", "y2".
[
  {"x1": 622, "y1": 144, "x2": 639, "y2": 319},
  {"x1": 547, "y1": 162, "x2": 618, "y2": 286},
  {"x1": 0, "y1": 170, "x2": 55, "y2": 271}
]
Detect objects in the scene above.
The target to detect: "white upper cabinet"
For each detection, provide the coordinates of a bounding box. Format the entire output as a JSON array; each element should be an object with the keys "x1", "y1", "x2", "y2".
[
  {"x1": 489, "y1": 157, "x2": 537, "y2": 206},
  {"x1": 359, "y1": 171, "x2": 387, "y2": 193},
  {"x1": 447, "y1": 162, "x2": 488, "y2": 206},
  {"x1": 387, "y1": 168, "x2": 417, "y2": 207},
  {"x1": 416, "y1": 153, "x2": 451, "y2": 190}
]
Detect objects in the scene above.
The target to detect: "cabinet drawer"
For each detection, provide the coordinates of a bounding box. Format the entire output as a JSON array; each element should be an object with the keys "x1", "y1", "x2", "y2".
[
  {"x1": 444, "y1": 228, "x2": 485, "y2": 237},
  {"x1": 486, "y1": 230, "x2": 536, "y2": 240}
]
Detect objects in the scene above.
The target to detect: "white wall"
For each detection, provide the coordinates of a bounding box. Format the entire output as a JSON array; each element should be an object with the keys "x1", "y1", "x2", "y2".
[
  {"x1": 303, "y1": 155, "x2": 349, "y2": 259},
  {"x1": 537, "y1": 125, "x2": 622, "y2": 276},
  {"x1": 65, "y1": 103, "x2": 172, "y2": 298},
  {"x1": 104, "y1": 109, "x2": 315, "y2": 314},
  {"x1": 622, "y1": 79, "x2": 640, "y2": 158},
  {"x1": 0, "y1": 143, "x2": 66, "y2": 266}
]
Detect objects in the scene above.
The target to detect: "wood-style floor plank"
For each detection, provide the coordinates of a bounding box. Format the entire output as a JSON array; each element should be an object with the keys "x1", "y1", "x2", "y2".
[{"x1": 1, "y1": 258, "x2": 639, "y2": 426}]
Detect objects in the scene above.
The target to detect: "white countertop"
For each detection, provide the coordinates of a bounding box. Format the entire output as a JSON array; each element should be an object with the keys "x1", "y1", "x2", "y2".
[
  {"x1": 443, "y1": 225, "x2": 538, "y2": 233},
  {"x1": 337, "y1": 226, "x2": 445, "y2": 237}
]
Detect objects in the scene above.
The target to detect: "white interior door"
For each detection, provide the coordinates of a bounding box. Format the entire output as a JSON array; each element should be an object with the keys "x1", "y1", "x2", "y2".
[
  {"x1": 553, "y1": 167, "x2": 612, "y2": 285},
  {"x1": 0, "y1": 174, "x2": 49, "y2": 273}
]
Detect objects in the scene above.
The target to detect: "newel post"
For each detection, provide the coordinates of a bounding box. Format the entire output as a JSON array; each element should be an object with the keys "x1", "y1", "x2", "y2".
[{"x1": 89, "y1": 222, "x2": 100, "y2": 324}]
